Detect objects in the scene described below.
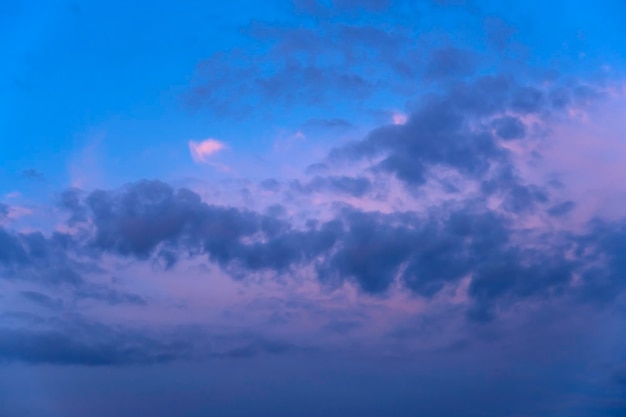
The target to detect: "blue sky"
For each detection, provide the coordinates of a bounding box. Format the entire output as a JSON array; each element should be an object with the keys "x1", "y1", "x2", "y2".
[
  {"x1": 4, "y1": 0, "x2": 624, "y2": 193},
  {"x1": 2, "y1": 1, "x2": 626, "y2": 416}
]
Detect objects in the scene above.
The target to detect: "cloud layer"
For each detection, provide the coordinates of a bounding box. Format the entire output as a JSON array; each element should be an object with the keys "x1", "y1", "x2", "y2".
[{"x1": 2, "y1": 1, "x2": 626, "y2": 416}]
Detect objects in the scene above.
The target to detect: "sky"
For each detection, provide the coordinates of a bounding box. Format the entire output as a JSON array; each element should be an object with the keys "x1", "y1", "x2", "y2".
[{"x1": 1, "y1": 1, "x2": 626, "y2": 416}]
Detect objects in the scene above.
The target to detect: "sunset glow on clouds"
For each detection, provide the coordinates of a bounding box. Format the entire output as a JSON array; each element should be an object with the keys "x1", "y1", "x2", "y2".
[
  {"x1": 188, "y1": 138, "x2": 227, "y2": 164},
  {"x1": 1, "y1": 1, "x2": 626, "y2": 416}
]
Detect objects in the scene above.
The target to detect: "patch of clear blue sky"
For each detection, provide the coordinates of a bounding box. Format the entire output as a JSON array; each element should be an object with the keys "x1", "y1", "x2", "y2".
[
  {"x1": 1, "y1": 0, "x2": 625, "y2": 198},
  {"x1": 1, "y1": 0, "x2": 288, "y2": 193}
]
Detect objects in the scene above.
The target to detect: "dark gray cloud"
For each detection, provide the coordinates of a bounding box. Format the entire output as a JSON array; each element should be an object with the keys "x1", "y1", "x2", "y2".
[
  {"x1": 21, "y1": 168, "x2": 44, "y2": 181},
  {"x1": 484, "y1": 16, "x2": 516, "y2": 50},
  {"x1": 3, "y1": 73, "x2": 611, "y2": 329},
  {"x1": 511, "y1": 86, "x2": 545, "y2": 114},
  {"x1": 64, "y1": 180, "x2": 342, "y2": 274},
  {"x1": 328, "y1": 77, "x2": 598, "y2": 216},
  {"x1": 293, "y1": 0, "x2": 391, "y2": 16},
  {"x1": 480, "y1": 167, "x2": 548, "y2": 213},
  {"x1": 0, "y1": 203, "x2": 8, "y2": 221},
  {"x1": 432, "y1": 0, "x2": 469, "y2": 6},
  {"x1": 492, "y1": 115, "x2": 526, "y2": 140},
  {"x1": 0, "y1": 223, "x2": 151, "y2": 314},
  {"x1": 403, "y1": 210, "x2": 508, "y2": 297},
  {"x1": 574, "y1": 220, "x2": 626, "y2": 304},
  {"x1": 59, "y1": 187, "x2": 87, "y2": 224},
  {"x1": 301, "y1": 118, "x2": 354, "y2": 131},
  {"x1": 260, "y1": 178, "x2": 281, "y2": 192},
  {"x1": 0, "y1": 227, "x2": 84, "y2": 286},
  {"x1": 547, "y1": 200, "x2": 576, "y2": 217},
  {"x1": 318, "y1": 211, "x2": 416, "y2": 293},
  {"x1": 52, "y1": 177, "x2": 626, "y2": 323},
  {"x1": 215, "y1": 340, "x2": 304, "y2": 359},
  {"x1": 0, "y1": 311, "x2": 307, "y2": 366},
  {"x1": 20, "y1": 290, "x2": 64, "y2": 310},
  {"x1": 332, "y1": 0, "x2": 390, "y2": 13},
  {"x1": 73, "y1": 286, "x2": 147, "y2": 306},
  {"x1": 305, "y1": 163, "x2": 329, "y2": 175},
  {"x1": 1, "y1": 3, "x2": 624, "y2": 416},
  {"x1": 187, "y1": 54, "x2": 376, "y2": 117},
  {"x1": 292, "y1": 175, "x2": 372, "y2": 198},
  {"x1": 316, "y1": 205, "x2": 575, "y2": 320},
  {"x1": 6, "y1": 75, "x2": 616, "y2": 330},
  {"x1": 331, "y1": 76, "x2": 515, "y2": 186},
  {"x1": 186, "y1": 16, "x2": 422, "y2": 117},
  {"x1": 0, "y1": 318, "x2": 185, "y2": 366},
  {"x1": 425, "y1": 47, "x2": 477, "y2": 80},
  {"x1": 265, "y1": 204, "x2": 287, "y2": 218},
  {"x1": 0, "y1": 227, "x2": 28, "y2": 265},
  {"x1": 467, "y1": 253, "x2": 574, "y2": 321}
]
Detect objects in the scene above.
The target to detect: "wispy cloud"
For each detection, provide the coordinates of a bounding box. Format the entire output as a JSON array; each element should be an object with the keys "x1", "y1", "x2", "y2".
[{"x1": 188, "y1": 138, "x2": 227, "y2": 164}]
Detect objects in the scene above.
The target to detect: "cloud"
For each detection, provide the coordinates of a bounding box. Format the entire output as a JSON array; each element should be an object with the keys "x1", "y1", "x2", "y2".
[
  {"x1": 547, "y1": 200, "x2": 576, "y2": 217},
  {"x1": 328, "y1": 76, "x2": 604, "y2": 218},
  {"x1": 13, "y1": 70, "x2": 612, "y2": 334},
  {"x1": 484, "y1": 16, "x2": 516, "y2": 50},
  {"x1": 59, "y1": 187, "x2": 87, "y2": 224},
  {"x1": 20, "y1": 290, "x2": 64, "y2": 310},
  {"x1": 291, "y1": 175, "x2": 373, "y2": 198},
  {"x1": 186, "y1": 16, "x2": 419, "y2": 118},
  {"x1": 0, "y1": 227, "x2": 83, "y2": 285},
  {"x1": 61, "y1": 180, "x2": 341, "y2": 274},
  {"x1": 0, "y1": 310, "x2": 308, "y2": 366},
  {"x1": 0, "y1": 204, "x2": 8, "y2": 221},
  {"x1": 3, "y1": 3, "x2": 626, "y2": 416},
  {"x1": 0, "y1": 223, "x2": 151, "y2": 313},
  {"x1": 330, "y1": 75, "x2": 517, "y2": 188},
  {"x1": 73, "y1": 286, "x2": 147, "y2": 306},
  {"x1": 293, "y1": 0, "x2": 391, "y2": 17},
  {"x1": 21, "y1": 168, "x2": 44, "y2": 181},
  {"x1": 188, "y1": 138, "x2": 227, "y2": 164},
  {"x1": 392, "y1": 113, "x2": 408, "y2": 125},
  {"x1": 425, "y1": 47, "x2": 477, "y2": 80},
  {"x1": 260, "y1": 178, "x2": 281, "y2": 192},
  {"x1": 492, "y1": 116, "x2": 526, "y2": 140},
  {"x1": 0, "y1": 317, "x2": 184, "y2": 366},
  {"x1": 301, "y1": 118, "x2": 355, "y2": 131},
  {"x1": 49, "y1": 175, "x2": 626, "y2": 325}
]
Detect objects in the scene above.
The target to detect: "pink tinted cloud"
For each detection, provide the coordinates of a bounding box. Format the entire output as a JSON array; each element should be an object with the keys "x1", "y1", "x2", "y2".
[
  {"x1": 188, "y1": 138, "x2": 227, "y2": 164},
  {"x1": 521, "y1": 92, "x2": 626, "y2": 226},
  {"x1": 392, "y1": 112, "x2": 407, "y2": 125}
]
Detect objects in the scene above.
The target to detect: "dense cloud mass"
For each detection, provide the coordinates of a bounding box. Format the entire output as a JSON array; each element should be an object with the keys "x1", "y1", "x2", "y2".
[
  {"x1": 0, "y1": 226, "x2": 84, "y2": 286},
  {"x1": 4, "y1": 74, "x2": 626, "y2": 383},
  {"x1": 3, "y1": 73, "x2": 622, "y2": 344},
  {"x1": 48, "y1": 176, "x2": 626, "y2": 325},
  {"x1": 331, "y1": 76, "x2": 596, "y2": 194}
]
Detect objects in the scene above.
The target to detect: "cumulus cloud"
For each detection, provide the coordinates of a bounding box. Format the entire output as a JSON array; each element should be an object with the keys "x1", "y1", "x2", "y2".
[
  {"x1": 28, "y1": 71, "x2": 610, "y2": 329},
  {"x1": 0, "y1": 68, "x2": 614, "y2": 386},
  {"x1": 188, "y1": 138, "x2": 227, "y2": 163},
  {"x1": 47, "y1": 174, "x2": 625, "y2": 326}
]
